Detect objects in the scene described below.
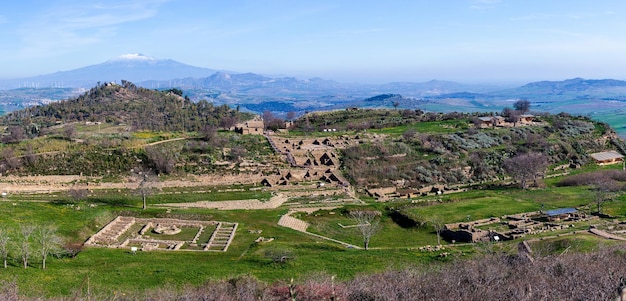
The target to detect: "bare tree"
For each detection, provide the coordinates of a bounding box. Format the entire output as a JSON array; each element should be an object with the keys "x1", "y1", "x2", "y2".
[
  {"x1": 134, "y1": 169, "x2": 158, "y2": 210},
  {"x1": 199, "y1": 124, "x2": 218, "y2": 143},
  {"x1": 24, "y1": 144, "x2": 38, "y2": 167},
  {"x1": 0, "y1": 148, "x2": 21, "y2": 172},
  {"x1": 429, "y1": 217, "x2": 445, "y2": 246},
  {"x1": 218, "y1": 115, "x2": 238, "y2": 130},
  {"x1": 286, "y1": 111, "x2": 296, "y2": 121},
  {"x1": 15, "y1": 225, "x2": 35, "y2": 269},
  {"x1": 502, "y1": 107, "x2": 521, "y2": 126},
  {"x1": 2, "y1": 126, "x2": 25, "y2": 144},
  {"x1": 63, "y1": 124, "x2": 77, "y2": 141},
  {"x1": 262, "y1": 110, "x2": 275, "y2": 130},
  {"x1": 35, "y1": 225, "x2": 63, "y2": 269},
  {"x1": 503, "y1": 152, "x2": 549, "y2": 189},
  {"x1": 591, "y1": 177, "x2": 619, "y2": 214},
  {"x1": 0, "y1": 228, "x2": 9, "y2": 268},
  {"x1": 349, "y1": 210, "x2": 381, "y2": 250}
]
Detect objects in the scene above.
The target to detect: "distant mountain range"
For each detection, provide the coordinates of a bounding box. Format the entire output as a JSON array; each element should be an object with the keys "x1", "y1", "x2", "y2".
[
  {"x1": 0, "y1": 54, "x2": 218, "y2": 89},
  {"x1": 1, "y1": 54, "x2": 626, "y2": 136}
]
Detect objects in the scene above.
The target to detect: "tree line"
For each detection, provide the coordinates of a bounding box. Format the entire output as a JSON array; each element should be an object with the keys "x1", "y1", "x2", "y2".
[{"x1": 0, "y1": 224, "x2": 64, "y2": 270}]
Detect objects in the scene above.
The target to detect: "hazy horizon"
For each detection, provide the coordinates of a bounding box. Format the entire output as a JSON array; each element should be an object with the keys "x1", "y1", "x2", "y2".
[{"x1": 2, "y1": 1, "x2": 626, "y2": 84}]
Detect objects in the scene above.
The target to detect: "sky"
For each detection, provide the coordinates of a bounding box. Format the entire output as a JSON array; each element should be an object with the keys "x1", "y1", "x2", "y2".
[{"x1": 1, "y1": 0, "x2": 626, "y2": 84}]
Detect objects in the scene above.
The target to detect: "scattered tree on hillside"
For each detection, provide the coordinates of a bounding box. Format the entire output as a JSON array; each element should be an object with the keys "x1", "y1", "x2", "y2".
[
  {"x1": 349, "y1": 210, "x2": 381, "y2": 250},
  {"x1": 513, "y1": 99, "x2": 531, "y2": 114},
  {"x1": 0, "y1": 228, "x2": 9, "y2": 268},
  {"x1": 503, "y1": 152, "x2": 549, "y2": 189},
  {"x1": 35, "y1": 225, "x2": 63, "y2": 269}
]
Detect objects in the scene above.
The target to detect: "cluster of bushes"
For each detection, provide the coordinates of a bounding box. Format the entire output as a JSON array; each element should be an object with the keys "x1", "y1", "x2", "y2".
[
  {"x1": 291, "y1": 109, "x2": 475, "y2": 132},
  {"x1": 445, "y1": 132, "x2": 503, "y2": 150},
  {"x1": 558, "y1": 170, "x2": 626, "y2": 190},
  {"x1": 341, "y1": 112, "x2": 618, "y2": 188}
]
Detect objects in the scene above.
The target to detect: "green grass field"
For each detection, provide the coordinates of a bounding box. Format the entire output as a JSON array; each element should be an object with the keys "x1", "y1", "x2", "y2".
[{"x1": 0, "y1": 164, "x2": 624, "y2": 298}]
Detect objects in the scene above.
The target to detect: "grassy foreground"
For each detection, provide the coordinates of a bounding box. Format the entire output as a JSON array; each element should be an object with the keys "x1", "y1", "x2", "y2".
[{"x1": 0, "y1": 171, "x2": 624, "y2": 297}]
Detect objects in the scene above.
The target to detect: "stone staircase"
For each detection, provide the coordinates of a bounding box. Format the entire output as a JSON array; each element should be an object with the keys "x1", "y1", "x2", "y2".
[
  {"x1": 278, "y1": 212, "x2": 309, "y2": 232},
  {"x1": 204, "y1": 222, "x2": 238, "y2": 251}
]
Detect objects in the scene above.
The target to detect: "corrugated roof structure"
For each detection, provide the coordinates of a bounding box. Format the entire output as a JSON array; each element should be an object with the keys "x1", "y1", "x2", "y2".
[
  {"x1": 590, "y1": 151, "x2": 624, "y2": 162},
  {"x1": 545, "y1": 208, "x2": 577, "y2": 216}
]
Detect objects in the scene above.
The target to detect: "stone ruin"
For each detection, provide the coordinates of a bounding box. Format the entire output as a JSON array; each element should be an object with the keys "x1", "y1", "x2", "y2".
[
  {"x1": 153, "y1": 224, "x2": 182, "y2": 235},
  {"x1": 85, "y1": 216, "x2": 238, "y2": 252},
  {"x1": 442, "y1": 209, "x2": 596, "y2": 243}
]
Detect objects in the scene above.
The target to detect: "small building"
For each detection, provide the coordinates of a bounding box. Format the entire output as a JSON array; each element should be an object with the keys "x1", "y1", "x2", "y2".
[
  {"x1": 520, "y1": 114, "x2": 535, "y2": 124},
  {"x1": 235, "y1": 119, "x2": 264, "y2": 135},
  {"x1": 477, "y1": 116, "x2": 504, "y2": 128},
  {"x1": 589, "y1": 151, "x2": 625, "y2": 166}
]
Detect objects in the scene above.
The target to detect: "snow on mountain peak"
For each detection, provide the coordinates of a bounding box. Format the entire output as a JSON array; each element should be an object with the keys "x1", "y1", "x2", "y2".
[{"x1": 108, "y1": 53, "x2": 157, "y2": 62}]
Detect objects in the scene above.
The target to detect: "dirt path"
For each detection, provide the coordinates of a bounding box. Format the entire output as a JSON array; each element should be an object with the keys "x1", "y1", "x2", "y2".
[
  {"x1": 144, "y1": 137, "x2": 187, "y2": 146},
  {"x1": 589, "y1": 228, "x2": 626, "y2": 241},
  {"x1": 0, "y1": 173, "x2": 264, "y2": 194},
  {"x1": 159, "y1": 193, "x2": 289, "y2": 210}
]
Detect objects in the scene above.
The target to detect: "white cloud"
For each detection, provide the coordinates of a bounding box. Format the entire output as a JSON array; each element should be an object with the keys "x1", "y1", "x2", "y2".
[{"x1": 15, "y1": 0, "x2": 169, "y2": 59}]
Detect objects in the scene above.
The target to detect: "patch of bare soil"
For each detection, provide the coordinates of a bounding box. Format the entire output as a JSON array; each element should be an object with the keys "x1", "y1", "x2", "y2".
[
  {"x1": 159, "y1": 193, "x2": 289, "y2": 210},
  {"x1": 0, "y1": 173, "x2": 266, "y2": 194}
]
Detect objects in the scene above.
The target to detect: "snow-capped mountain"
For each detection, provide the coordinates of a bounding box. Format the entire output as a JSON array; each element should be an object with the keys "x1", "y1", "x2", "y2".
[{"x1": 0, "y1": 54, "x2": 218, "y2": 89}]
